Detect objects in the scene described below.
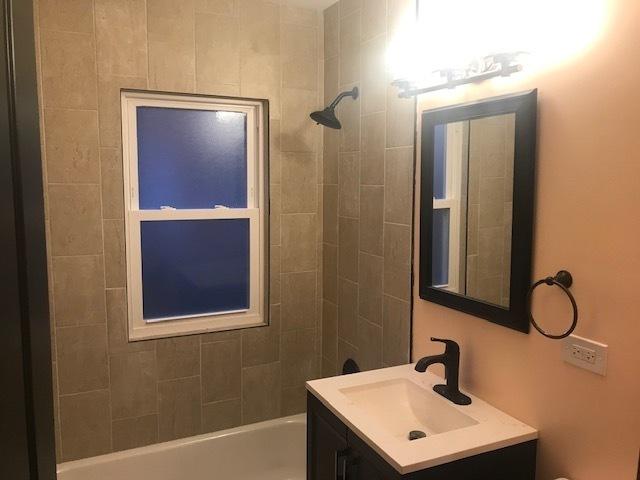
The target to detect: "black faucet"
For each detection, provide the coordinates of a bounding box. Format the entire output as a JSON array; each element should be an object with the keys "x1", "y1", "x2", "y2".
[{"x1": 414, "y1": 338, "x2": 471, "y2": 406}]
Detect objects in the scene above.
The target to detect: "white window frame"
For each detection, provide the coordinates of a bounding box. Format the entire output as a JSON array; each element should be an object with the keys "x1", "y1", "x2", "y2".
[
  {"x1": 121, "y1": 90, "x2": 267, "y2": 341},
  {"x1": 433, "y1": 121, "x2": 464, "y2": 291}
]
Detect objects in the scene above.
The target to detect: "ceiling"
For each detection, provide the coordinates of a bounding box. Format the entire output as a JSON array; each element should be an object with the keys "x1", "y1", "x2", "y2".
[{"x1": 282, "y1": 0, "x2": 337, "y2": 10}]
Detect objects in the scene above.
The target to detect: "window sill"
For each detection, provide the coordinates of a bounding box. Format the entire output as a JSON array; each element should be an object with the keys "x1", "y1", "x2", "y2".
[{"x1": 128, "y1": 312, "x2": 266, "y2": 341}]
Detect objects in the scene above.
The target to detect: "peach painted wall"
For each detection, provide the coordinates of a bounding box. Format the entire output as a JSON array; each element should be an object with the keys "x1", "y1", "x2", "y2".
[{"x1": 412, "y1": 1, "x2": 640, "y2": 478}]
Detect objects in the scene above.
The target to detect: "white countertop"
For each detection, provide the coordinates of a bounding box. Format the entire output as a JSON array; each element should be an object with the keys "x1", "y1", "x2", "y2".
[{"x1": 306, "y1": 364, "x2": 537, "y2": 474}]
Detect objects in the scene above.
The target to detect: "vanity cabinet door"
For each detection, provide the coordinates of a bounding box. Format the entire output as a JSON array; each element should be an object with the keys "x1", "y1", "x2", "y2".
[{"x1": 308, "y1": 394, "x2": 349, "y2": 480}]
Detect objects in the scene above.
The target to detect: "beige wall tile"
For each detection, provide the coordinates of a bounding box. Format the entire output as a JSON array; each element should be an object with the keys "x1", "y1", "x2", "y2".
[
  {"x1": 322, "y1": 185, "x2": 338, "y2": 244},
  {"x1": 242, "y1": 362, "x2": 281, "y2": 423},
  {"x1": 57, "y1": 325, "x2": 109, "y2": 394},
  {"x1": 282, "y1": 152, "x2": 318, "y2": 213},
  {"x1": 40, "y1": 30, "x2": 97, "y2": 109},
  {"x1": 322, "y1": 300, "x2": 337, "y2": 362},
  {"x1": 384, "y1": 146, "x2": 414, "y2": 225},
  {"x1": 95, "y1": 0, "x2": 147, "y2": 77},
  {"x1": 48, "y1": 184, "x2": 103, "y2": 256},
  {"x1": 282, "y1": 385, "x2": 306, "y2": 416},
  {"x1": 339, "y1": 11, "x2": 360, "y2": 85},
  {"x1": 358, "y1": 253, "x2": 383, "y2": 325},
  {"x1": 357, "y1": 317, "x2": 382, "y2": 370},
  {"x1": 240, "y1": 54, "x2": 280, "y2": 118},
  {"x1": 201, "y1": 339, "x2": 241, "y2": 402},
  {"x1": 323, "y1": 127, "x2": 339, "y2": 183},
  {"x1": 269, "y1": 119, "x2": 282, "y2": 183},
  {"x1": 59, "y1": 390, "x2": 111, "y2": 461},
  {"x1": 239, "y1": 0, "x2": 279, "y2": 55},
  {"x1": 196, "y1": 0, "x2": 238, "y2": 16},
  {"x1": 337, "y1": 87, "x2": 360, "y2": 152},
  {"x1": 44, "y1": 109, "x2": 100, "y2": 183},
  {"x1": 337, "y1": 278, "x2": 358, "y2": 345},
  {"x1": 52, "y1": 255, "x2": 105, "y2": 327},
  {"x1": 324, "y1": 55, "x2": 339, "y2": 103},
  {"x1": 361, "y1": 0, "x2": 386, "y2": 41},
  {"x1": 382, "y1": 295, "x2": 410, "y2": 366},
  {"x1": 158, "y1": 376, "x2": 202, "y2": 441},
  {"x1": 281, "y1": 213, "x2": 317, "y2": 272},
  {"x1": 281, "y1": 329, "x2": 317, "y2": 387},
  {"x1": 270, "y1": 246, "x2": 281, "y2": 304},
  {"x1": 359, "y1": 186, "x2": 383, "y2": 255},
  {"x1": 340, "y1": 0, "x2": 361, "y2": 18},
  {"x1": 100, "y1": 148, "x2": 125, "y2": 219},
  {"x1": 198, "y1": 83, "x2": 241, "y2": 96},
  {"x1": 282, "y1": 24, "x2": 318, "y2": 91},
  {"x1": 200, "y1": 330, "x2": 241, "y2": 344},
  {"x1": 242, "y1": 308, "x2": 280, "y2": 366},
  {"x1": 196, "y1": 14, "x2": 240, "y2": 87},
  {"x1": 386, "y1": 86, "x2": 415, "y2": 147},
  {"x1": 321, "y1": 357, "x2": 337, "y2": 377},
  {"x1": 103, "y1": 219, "x2": 126, "y2": 287},
  {"x1": 338, "y1": 152, "x2": 359, "y2": 217},
  {"x1": 322, "y1": 243, "x2": 338, "y2": 302},
  {"x1": 202, "y1": 399, "x2": 241, "y2": 433},
  {"x1": 270, "y1": 185, "x2": 281, "y2": 247},
  {"x1": 110, "y1": 350, "x2": 157, "y2": 419},
  {"x1": 282, "y1": 5, "x2": 318, "y2": 27},
  {"x1": 106, "y1": 288, "x2": 155, "y2": 354},
  {"x1": 337, "y1": 338, "x2": 358, "y2": 372},
  {"x1": 338, "y1": 216, "x2": 359, "y2": 281},
  {"x1": 282, "y1": 272, "x2": 317, "y2": 331},
  {"x1": 281, "y1": 88, "x2": 319, "y2": 153},
  {"x1": 112, "y1": 414, "x2": 158, "y2": 451},
  {"x1": 97, "y1": 75, "x2": 147, "y2": 148},
  {"x1": 148, "y1": 0, "x2": 196, "y2": 92},
  {"x1": 323, "y1": 3, "x2": 339, "y2": 59},
  {"x1": 39, "y1": 0, "x2": 94, "y2": 33},
  {"x1": 156, "y1": 336, "x2": 200, "y2": 381},
  {"x1": 383, "y1": 223, "x2": 411, "y2": 300},
  {"x1": 387, "y1": 0, "x2": 414, "y2": 33},
  {"x1": 361, "y1": 35, "x2": 386, "y2": 115},
  {"x1": 361, "y1": 112, "x2": 385, "y2": 185}
]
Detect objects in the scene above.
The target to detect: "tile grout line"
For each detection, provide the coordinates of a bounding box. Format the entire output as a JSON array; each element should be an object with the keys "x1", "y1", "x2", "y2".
[{"x1": 91, "y1": 0, "x2": 115, "y2": 454}]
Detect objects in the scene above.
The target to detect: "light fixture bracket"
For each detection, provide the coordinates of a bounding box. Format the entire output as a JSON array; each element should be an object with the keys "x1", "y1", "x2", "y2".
[{"x1": 393, "y1": 52, "x2": 525, "y2": 98}]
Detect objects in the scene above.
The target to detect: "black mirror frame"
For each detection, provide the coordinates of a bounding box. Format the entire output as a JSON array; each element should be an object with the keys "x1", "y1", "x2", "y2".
[{"x1": 419, "y1": 90, "x2": 537, "y2": 333}]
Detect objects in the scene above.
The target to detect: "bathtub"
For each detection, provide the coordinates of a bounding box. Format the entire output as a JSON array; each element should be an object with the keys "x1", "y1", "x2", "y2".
[{"x1": 57, "y1": 414, "x2": 306, "y2": 480}]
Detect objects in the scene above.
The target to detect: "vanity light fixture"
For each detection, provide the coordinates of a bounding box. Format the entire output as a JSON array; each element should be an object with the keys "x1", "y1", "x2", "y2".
[{"x1": 393, "y1": 52, "x2": 524, "y2": 98}]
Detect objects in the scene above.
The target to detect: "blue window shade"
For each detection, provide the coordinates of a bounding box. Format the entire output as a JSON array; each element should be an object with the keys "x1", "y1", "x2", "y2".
[
  {"x1": 432, "y1": 208, "x2": 450, "y2": 286},
  {"x1": 433, "y1": 124, "x2": 447, "y2": 200},
  {"x1": 140, "y1": 219, "x2": 250, "y2": 321},
  {"x1": 137, "y1": 107, "x2": 247, "y2": 209}
]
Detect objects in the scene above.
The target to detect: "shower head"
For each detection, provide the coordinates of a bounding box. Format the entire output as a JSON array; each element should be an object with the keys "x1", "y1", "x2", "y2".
[{"x1": 310, "y1": 87, "x2": 359, "y2": 130}]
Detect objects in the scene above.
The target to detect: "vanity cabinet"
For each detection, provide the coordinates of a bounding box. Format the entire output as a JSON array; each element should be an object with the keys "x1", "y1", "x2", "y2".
[{"x1": 307, "y1": 393, "x2": 537, "y2": 480}]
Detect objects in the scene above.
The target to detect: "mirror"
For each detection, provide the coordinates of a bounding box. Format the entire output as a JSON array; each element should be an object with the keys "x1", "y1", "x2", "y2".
[{"x1": 419, "y1": 91, "x2": 537, "y2": 332}]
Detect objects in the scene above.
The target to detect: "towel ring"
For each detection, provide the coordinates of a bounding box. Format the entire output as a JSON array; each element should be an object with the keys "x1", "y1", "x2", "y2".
[{"x1": 527, "y1": 270, "x2": 578, "y2": 340}]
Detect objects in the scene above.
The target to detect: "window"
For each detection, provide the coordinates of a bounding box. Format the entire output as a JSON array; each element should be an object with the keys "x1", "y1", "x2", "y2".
[
  {"x1": 432, "y1": 121, "x2": 465, "y2": 292},
  {"x1": 121, "y1": 91, "x2": 268, "y2": 340}
]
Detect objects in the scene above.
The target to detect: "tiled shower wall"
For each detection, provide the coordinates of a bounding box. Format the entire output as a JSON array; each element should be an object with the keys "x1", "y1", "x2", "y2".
[
  {"x1": 33, "y1": 0, "x2": 324, "y2": 462},
  {"x1": 321, "y1": 0, "x2": 415, "y2": 375}
]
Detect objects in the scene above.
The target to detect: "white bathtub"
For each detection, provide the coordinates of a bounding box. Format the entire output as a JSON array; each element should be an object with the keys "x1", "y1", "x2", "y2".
[{"x1": 57, "y1": 414, "x2": 306, "y2": 480}]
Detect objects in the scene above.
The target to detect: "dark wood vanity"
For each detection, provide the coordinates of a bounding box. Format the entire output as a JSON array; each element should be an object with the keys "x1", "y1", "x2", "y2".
[{"x1": 307, "y1": 393, "x2": 537, "y2": 480}]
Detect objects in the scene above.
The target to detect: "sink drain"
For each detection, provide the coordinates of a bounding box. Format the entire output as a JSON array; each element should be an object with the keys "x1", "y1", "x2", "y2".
[{"x1": 408, "y1": 430, "x2": 427, "y2": 441}]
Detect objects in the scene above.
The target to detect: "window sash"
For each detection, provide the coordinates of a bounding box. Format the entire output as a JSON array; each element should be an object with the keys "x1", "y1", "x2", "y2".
[{"x1": 121, "y1": 91, "x2": 266, "y2": 341}]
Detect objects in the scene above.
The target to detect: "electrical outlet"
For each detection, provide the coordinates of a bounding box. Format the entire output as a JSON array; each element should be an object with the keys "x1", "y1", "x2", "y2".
[{"x1": 563, "y1": 334, "x2": 608, "y2": 375}]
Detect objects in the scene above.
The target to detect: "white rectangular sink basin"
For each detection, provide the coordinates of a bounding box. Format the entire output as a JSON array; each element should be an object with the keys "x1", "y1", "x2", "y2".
[
  {"x1": 307, "y1": 364, "x2": 537, "y2": 474},
  {"x1": 339, "y1": 378, "x2": 478, "y2": 439}
]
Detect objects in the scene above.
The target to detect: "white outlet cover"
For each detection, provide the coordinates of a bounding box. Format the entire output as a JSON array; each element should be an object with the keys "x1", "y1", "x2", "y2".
[{"x1": 562, "y1": 334, "x2": 608, "y2": 375}]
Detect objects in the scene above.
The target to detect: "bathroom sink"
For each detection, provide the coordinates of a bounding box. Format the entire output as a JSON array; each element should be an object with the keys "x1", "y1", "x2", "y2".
[
  {"x1": 339, "y1": 378, "x2": 478, "y2": 439},
  {"x1": 306, "y1": 364, "x2": 537, "y2": 474}
]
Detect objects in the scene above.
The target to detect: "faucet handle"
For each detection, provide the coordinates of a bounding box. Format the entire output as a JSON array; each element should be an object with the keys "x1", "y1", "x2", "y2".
[{"x1": 430, "y1": 337, "x2": 460, "y2": 354}]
